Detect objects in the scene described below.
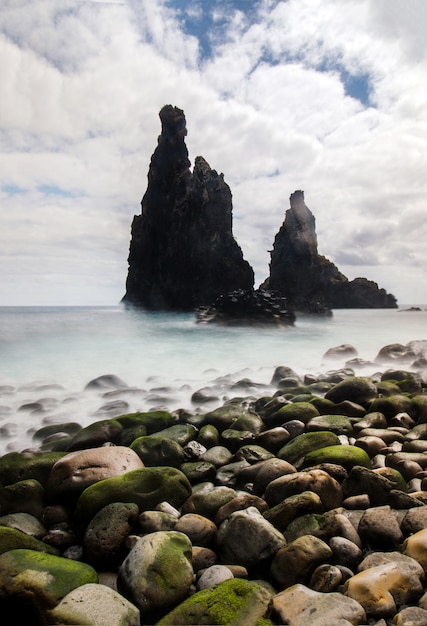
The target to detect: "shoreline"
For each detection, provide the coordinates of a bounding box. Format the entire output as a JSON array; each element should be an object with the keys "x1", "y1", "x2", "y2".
[{"x1": 1, "y1": 339, "x2": 427, "y2": 623}]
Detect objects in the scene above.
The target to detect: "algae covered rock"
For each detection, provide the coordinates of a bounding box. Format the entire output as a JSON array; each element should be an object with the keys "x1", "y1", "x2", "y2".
[
  {"x1": 118, "y1": 530, "x2": 193, "y2": 619},
  {"x1": 0, "y1": 548, "x2": 98, "y2": 623},
  {"x1": 303, "y1": 444, "x2": 372, "y2": 470},
  {"x1": 0, "y1": 450, "x2": 65, "y2": 487},
  {"x1": 115, "y1": 410, "x2": 177, "y2": 434},
  {"x1": 278, "y1": 431, "x2": 340, "y2": 469},
  {"x1": 216, "y1": 506, "x2": 286, "y2": 569},
  {"x1": 130, "y1": 435, "x2": 185, "y2": 467},
  {"x1": 0, "y1": 526, "x2": 59, "y2": 556},
  {"x1": 156, "y1": 578, "x2": 273, "y2": 625},
  {"x1": 74, "y1": 466, "x2": 191, "y2": 530},
  {"x1": 325, "y1": 376, "x2": 378, "y2": 405}
]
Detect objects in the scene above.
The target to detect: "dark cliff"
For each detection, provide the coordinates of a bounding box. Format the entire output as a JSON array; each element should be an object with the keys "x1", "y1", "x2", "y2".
[
  {"x1": 266, "y1": 190, "x2": 398, "y2": 312},
  {"x1": 122, "y1": 105, "x2": 254, "y2": 310}
]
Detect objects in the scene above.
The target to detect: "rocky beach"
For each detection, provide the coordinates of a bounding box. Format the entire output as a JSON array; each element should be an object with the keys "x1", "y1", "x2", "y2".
[{"x1": 2, "y1": 338, "x2": 427, "y2": 624}]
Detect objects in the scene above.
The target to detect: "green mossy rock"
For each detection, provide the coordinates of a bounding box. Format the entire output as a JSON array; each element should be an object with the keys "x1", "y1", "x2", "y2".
[
  {"x1": 156, "y1": 578, "x2": 273, "y2": 625},
  {"x1": 0, "y1": 526, "x2": 59, "y2": 556},
  {"x1": 153, "y1": 424, "x2": 198, "y2": 446},
  {"x1": 118, "y1": 531, "x2": 193, "y2": 618},
  {"x1": 263, "y1": 491, "x2": 323, "y2": 533},
  {"x1": 181, "y1": 485, "x2": 236, "y2": 519},
  {"x1": 277, "y1": 431, "x2": 340, "y2": 469},
  {"x1": 306, "y1": 414, "x2": 354, "y2": 435},
  {"x1": 201, "y1": 400, "x2": 255, "y2": 432},
  {"x1": 115, "y1": 410, "x2": 176, "y2": 434},
  {"x1": 197, "y1": 424, "x2": 219, "y2": 448},
  {"x1": 179, "y1": 461, "x2": 217, "y2": 484},
  {"x1": 130, "y1": 435, "x2": 185, "y2": 467},
  {"x1": 0, "y1": 451, "x2": 65, "y2": 487},
  {"x1": 0, "y1": 549, "x2": 98, "y2": 621},
  {"x1": 411, "y1": 395, "x2": 427, "y2": 423},
  {"x1": 303, "y1": 445, "x2": 372, "y2": 470},
  {"x1": 74, "y1": 467, "x2": 192, "y2": 530},
  {"x1": 272, "y1": 402, "x2": 320, "y2": 425},
  {"x1": 367, "y1": 394, "x2": 413, "y2": 419},
  {"x1": 325, "y1": 376, "x2": 378, "y2": 405},
  {"x1": 0, "y1": 479, "x2": 45, "y2": 519},
  {"x1": 309, "y1": 396, "x2": 336, "y2": 414},
  {"x1": 67, "y1": 419, "x2": 123, "y2": 451}
]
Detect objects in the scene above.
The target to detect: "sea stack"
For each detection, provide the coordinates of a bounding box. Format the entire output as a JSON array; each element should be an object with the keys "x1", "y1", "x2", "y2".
[
  {"x1": 122, "y1": 105, "x2": 254, "y2": 310},
  {"x1": 266, "y1": 190, "x2": 398, "y2": 312}
]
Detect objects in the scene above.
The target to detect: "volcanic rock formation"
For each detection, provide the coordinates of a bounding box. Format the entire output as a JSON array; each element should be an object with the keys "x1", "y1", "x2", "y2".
[
  {"x1": 122, "y1": 105, "x2": 254, "y2": 310},
  {"x1": 265, "y1": 190, "x2": 398, "y2": 312}
]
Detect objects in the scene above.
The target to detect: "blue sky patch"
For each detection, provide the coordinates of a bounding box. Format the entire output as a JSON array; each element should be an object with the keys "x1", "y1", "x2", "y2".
[{"x1": 2, "y1": 185, "x2": 27, "y2": 195}]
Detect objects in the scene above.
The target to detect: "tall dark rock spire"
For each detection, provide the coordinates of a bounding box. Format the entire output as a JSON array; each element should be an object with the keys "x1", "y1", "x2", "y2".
[
  {"x1": 122, "y1": 105, "x2": 254, "y2": 310},
  {"x1": 267, "y1": 190, "x2": 398, "y2": 311}
]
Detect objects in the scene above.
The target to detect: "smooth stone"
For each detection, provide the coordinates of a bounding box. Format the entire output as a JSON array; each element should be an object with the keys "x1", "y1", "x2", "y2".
[
  {"x1": 175, "y1": 513, "x2": 217, "y2": 547},
  {"x1": 117, "y1": 531, "x2": 193, "y2": 618},
  {"x1": 216, "y1": 507, "x2": 286, "y2": 570},
  {"x1": 401, "y1": 509, "x2": 427, "y2": 535},
  {"x1": 153, "y1": 423, "x2": 198, "y2": 446},
  {"x1": 83, "y1": 502, "x2": 139, "y2": 567},
  {"x1": 199, "y1": 445, "x2": 233, "y2": 467},
  {"x1": 130, "y1": 435, "x2": 185, "y2": 467},
  {"x1": 325, "y1": 376, "x2": 378, "y2": 405},
  {"x1": 234, "y1": 444, "x2": 274, "y2": 464},
  {"x1": 0, "y1": 549, "x2": 98, "y2": 622},
  {"x1": 215, "y1": 460, "x2": 251, "y2": 487},
  {"x1": 67, "y1": 419, "x2": 124, "y2": 451},
  {"x1": 329, "y1": 536, "x2": 363, "y2": 569},
  {"x1": 272, "y1": 583, "x2": 366, "y2": 626},
  {"x1": 323, "y1": 344, "x2": 358, "y2": 360},
  {"x1": 272, "y1": 401, "x2": 320, "y2": 426},
  {"x1": 84, "y1": 375, "x2": 128, "y2": 391},
  {"x1": 306, "y1": 415, "x2": 354, "y2": 436},
  {"x1": 251, "y1": 458, "x2": 297, "y2": 496},
  {"x1": 255, "y1": 427, "x2": 291, "y2": 453},
  {"x1": 47, "y1": 446, "x2": 144, "y2": 501},
  {"x1": 341, "y1": 466, "x2": 395, "y2": 506},
  {"x1": 309, "y1": 563, "x2": 342, "y2": 592},
  {"x1": 196, "y1": 424, "x2": 219, "y2": 448},
  {"x1": 181, "y1": 485, "x2": 236, "y2": 519},
  {"x1": 48, "y1": 582, "x2": 140, "y2": 626},
  {"x1": 214, "y1": 494, "x2": 269, "y2": 527},
  {"x1": 0, "y1": 479, "x2": 45, "y2": 520},
  {"x1": 391, "y1": 606, "x2": 427, "y2": 626},
  {"x1": 138, "y1": 510, "x2": 177, "y2": 534},
  {"x1": 354, "y1": 436, "x2": 387, "y2": 458},
  {"x1": 179, "y1": 461, "x2": 217, "y2": 484},
  {"x1": 344, "y1": 559, "x2": 424, "y2": 618},
  {"x1": 264, "y1": 469, "x2": 343, "y2": 510},
  {"x1": 197, "y1": 564, "x2": 234, "y2": 590},
  {"x1": 192, "y1": 546, "x2": 217, "y2": 573},
  {"x1": 270, "y1": 535, "x2": 332, "y2": 589},
  {"x1": 156, "y1": 578, "x2": 273, "y2": 626},
  {"x1": 358, "y1": 505, "x2": 403, "y2": 549},
  {"x1": 353, "y1": 412, "x2": 387, "y2": 431},
  {"x1": 263, "y1": 490, "x2": 323, "y2": 533},
  {"x1": 403, "y1": 528, "x2": 427, "y2": 572},
  {"x1": 0, "y1": 512, "x2": 46, "y2": 540}
]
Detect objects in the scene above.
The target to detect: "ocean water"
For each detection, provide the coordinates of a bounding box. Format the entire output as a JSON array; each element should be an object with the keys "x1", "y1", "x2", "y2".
[{"x1": 0, "y1": 304, "x2": 426, "y2": 455}]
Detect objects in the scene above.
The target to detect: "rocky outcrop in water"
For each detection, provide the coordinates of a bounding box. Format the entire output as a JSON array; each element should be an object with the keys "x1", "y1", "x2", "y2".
[
  {"x1": 122, "y1": 105, "x2": 254, "y2": 310},
  {"x1": 196, "y1": 289, "x2": 296, "y2": 326},
  {"x1": 265, "y1": 190, "x2": 398, "y2": 313}
]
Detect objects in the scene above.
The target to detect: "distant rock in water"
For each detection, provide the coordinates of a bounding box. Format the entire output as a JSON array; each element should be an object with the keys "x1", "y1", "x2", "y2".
[
  {"x1": 265, "y1": 190, "x2": 398, "y2": 312},
  {"x1": 122, "y1": 105, "x2": 254, "y2": 310},
  {"x1": 196, "y1": 289, "x2": 296, "y2": 326}
]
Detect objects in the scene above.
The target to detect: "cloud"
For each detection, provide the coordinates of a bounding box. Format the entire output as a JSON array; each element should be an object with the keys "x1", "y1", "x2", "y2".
[{"x1": 0, "y1": 0, "x2": 426, "y2": 305}]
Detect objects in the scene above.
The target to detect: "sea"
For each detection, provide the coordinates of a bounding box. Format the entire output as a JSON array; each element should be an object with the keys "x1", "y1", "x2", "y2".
[{"x1": 0, "y1": 304, "x2": 426, "y2": 456}]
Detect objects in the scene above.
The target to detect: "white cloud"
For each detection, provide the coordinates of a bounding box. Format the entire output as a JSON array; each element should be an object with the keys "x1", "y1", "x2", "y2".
[{"x1": 0, "y1": 0, "x2": 426, "y2": 305}]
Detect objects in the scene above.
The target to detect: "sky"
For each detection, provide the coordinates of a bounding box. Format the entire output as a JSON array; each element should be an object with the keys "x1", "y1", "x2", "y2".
[{"x1": 0, "y1": 0, "x2": 426, "y2": 306}]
